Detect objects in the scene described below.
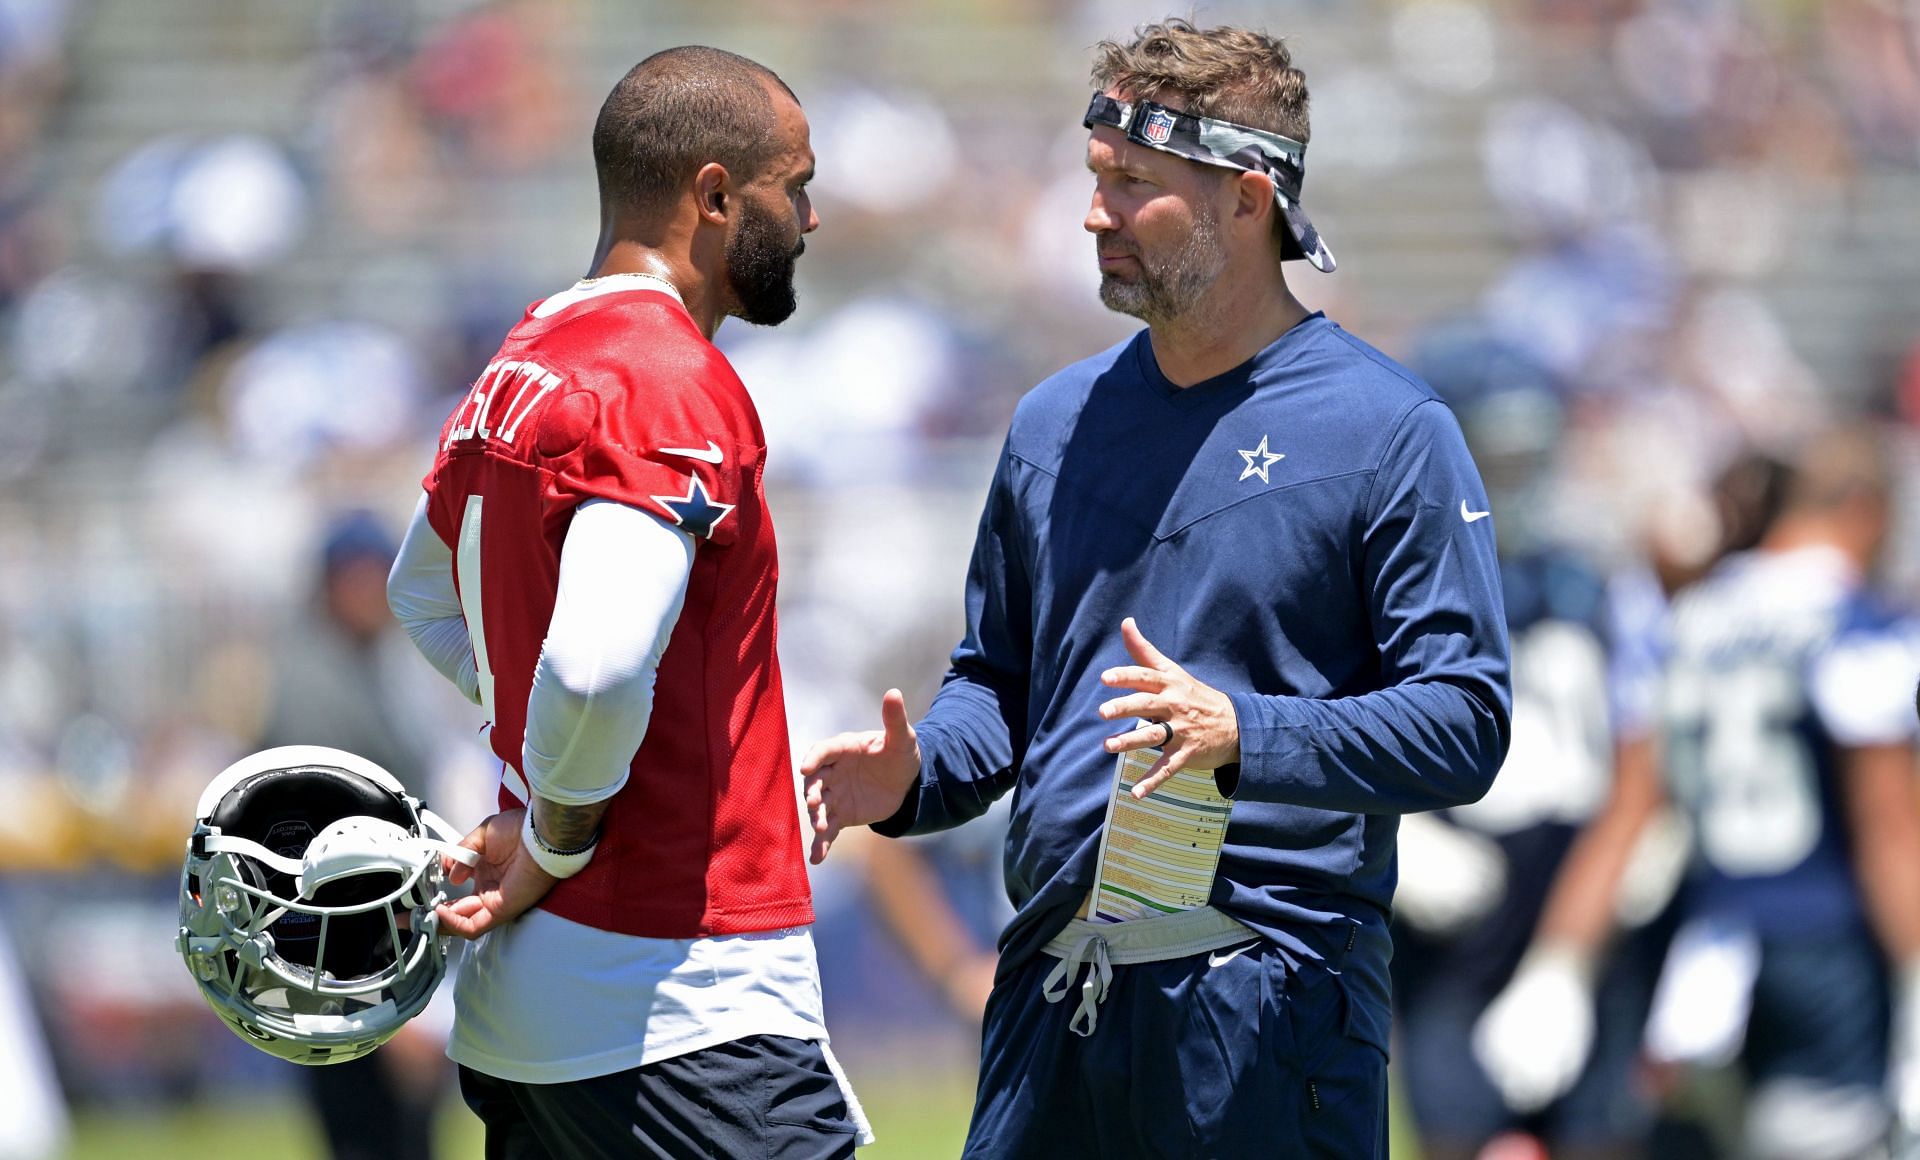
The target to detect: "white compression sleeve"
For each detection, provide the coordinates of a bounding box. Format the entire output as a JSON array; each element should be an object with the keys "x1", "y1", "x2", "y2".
[
  {"x1": 388, "y1": 493, "x2": 482, "y2": 705},
  {"x1": 523, "y1": 499, "x2": 694, "y2": 806}
]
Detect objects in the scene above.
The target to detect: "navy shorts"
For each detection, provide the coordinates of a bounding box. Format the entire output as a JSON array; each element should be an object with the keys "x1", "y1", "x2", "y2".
[
  {"x1": 964, "y1": 940, "x2": 1387, "y2": 1159},
  {"x1": 1745, "y1": 928, "x2": 1890, "y2": 1091},
  {"x1": 458, "y1": 1034, "x2": 857, "y2": 1160}
]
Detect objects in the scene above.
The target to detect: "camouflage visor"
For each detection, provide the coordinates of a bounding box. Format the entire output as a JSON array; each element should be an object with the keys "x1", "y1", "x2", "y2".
[{"x1": 1082, "y1": 93, "x2": 1335, "y2": 273}]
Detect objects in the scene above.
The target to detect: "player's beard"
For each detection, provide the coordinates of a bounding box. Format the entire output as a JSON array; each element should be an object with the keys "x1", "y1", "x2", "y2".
[
  {"x1": 1097, "y1": 201, "x2": 1227, "y2": 326},
  {"x1": 726, "y1": 197, "x2": 803, "y2": 326}
]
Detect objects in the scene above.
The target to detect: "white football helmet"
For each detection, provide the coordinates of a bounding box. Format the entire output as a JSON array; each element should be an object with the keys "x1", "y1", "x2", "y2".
[{"x1": 176, "y1": 745, "x2": 477, "y2": 1066}]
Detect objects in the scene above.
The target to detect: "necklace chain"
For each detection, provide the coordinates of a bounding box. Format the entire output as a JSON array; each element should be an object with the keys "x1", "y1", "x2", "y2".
[{"x1": 579, "y1": 271, "x2": 678, "y2": 294}]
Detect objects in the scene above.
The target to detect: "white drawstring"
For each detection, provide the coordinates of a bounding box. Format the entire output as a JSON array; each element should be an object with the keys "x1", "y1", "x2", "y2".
[{"x1": 1041, "y1": 932, "x2": 1114, "y2": 1037}]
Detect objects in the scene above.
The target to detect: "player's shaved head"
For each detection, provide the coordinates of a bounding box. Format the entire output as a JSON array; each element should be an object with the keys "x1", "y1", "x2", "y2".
[{"x1": 593, "y1": 46, "x2": 797, "y2": 222}]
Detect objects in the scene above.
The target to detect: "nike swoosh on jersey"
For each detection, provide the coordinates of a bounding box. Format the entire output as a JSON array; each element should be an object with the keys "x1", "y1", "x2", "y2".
[
  {"x1": 1207, "y1": 941, "x2": 1260, "y2": 968},
  {"x1": 659, "y1": 440, "x2": 724, "y2": 464},
  {"x1": 1461, "y1": 500, "x2": 1492, "y2": 523}
]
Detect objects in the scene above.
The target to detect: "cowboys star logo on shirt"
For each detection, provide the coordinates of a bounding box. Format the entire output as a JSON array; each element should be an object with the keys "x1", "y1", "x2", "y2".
[
  {"x1": 1142, "y1": 108, "x2": 1176, "y2": 145},
  {"x1": 650, "y1": 475, "x2": 735, "y2": 539}
]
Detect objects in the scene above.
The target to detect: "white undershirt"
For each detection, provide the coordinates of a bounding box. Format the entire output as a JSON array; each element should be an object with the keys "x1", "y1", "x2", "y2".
[{"x1": 386, "y1": 467, "x2": 834, "y2": 1086}]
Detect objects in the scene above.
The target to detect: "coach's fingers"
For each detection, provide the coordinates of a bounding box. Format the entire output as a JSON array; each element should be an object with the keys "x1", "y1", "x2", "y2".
[
  {"x1": 804, "y1": 779, "x2": 833, "y2": 836},
  {"x1": 799, "y1": 733, "x2": 860, "y2": 775},
  {"x1": 810, "y1": 820, "x2": 842, "y2": 866},
  {"x1": 1120, "y1": 618, "x2": 1177, "y2": 672},
  {"x1": 879, "y1": 689, "x2": 913, "y2": 749},
  {"x1": 1131, "y1": 749, "x2": 1189, "y2": 799},
  {"x1": 1097, "y1": 692, "x2": 1163, "y2": 722},
  {"x1": 1100, "y1": 665, "x2": 1168, "y2": 691},
  {"x1": 1104, "y1": 722, "x2": 1170, "y2": 754}
]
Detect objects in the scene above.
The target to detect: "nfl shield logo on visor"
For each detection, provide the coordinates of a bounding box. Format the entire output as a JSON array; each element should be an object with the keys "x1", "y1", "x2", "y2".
[{"x1": 1142, "y1": 107, "x2": 1176, "y2": 145}]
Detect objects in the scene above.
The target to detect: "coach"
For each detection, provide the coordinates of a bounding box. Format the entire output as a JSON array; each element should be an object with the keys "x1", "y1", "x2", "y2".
[{"x1": 802, "y1": 19, "x2": 1511, "y2": 1158}]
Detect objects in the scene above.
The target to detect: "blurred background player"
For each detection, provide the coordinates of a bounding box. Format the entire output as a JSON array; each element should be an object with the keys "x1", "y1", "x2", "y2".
[
  {"x1": 1390, "y1": 329, "x2": 1666, "y2": 1160},
  {"x1": 1395, "y1": 345, "x2": 1800, "y2": 1159},
  {"x1": 1648, "y1": 427, "x2": 1920, "y2": 1159},
  {"x1": 860, "y1": 799, "x2": 1010, "y2": 1028},
  {"x1": 1469, "y1": 446, "x2": 1793, "y2": 1160},
  {"x1": 1482, "y1": 428, "x2": 1920, "y2": 1160},
  {"x1": 255, "y1": 510, "x2": 453, "y2": 1160}
]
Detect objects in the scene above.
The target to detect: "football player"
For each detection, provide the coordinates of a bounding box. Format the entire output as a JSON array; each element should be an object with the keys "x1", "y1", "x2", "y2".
[
  {"x1": 1483, "y1": 427, "x2": 1920, "y2": 1159},
  {"x1": 386, "y1": 46, "x2": 869, "y2": 1157},
  {"x1": 1389, "y1": 354, "x2": 1668, "y2": 1160}
]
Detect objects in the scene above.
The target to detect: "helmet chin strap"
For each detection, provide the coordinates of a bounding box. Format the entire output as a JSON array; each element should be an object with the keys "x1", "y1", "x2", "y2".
[{"x1": 200, "y1": 824, "x2": 478, "y2": 888}]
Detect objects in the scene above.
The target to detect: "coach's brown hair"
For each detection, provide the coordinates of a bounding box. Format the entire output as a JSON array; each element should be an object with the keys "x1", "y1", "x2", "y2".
[{"x1": 1091, "y1": 18, "x2": 1310, "y2": 144}]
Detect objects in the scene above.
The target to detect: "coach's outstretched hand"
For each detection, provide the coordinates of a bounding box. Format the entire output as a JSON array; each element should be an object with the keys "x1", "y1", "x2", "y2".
[
  {"x1": 435, "y1": 808, "x2": 559, "y2": 939},
  {"x1": 800, "y1": 689, "x2": 921, "y2": 864},
  {"x1": 1098, "y1": 618, "x2": 1241, "y2": 798}
]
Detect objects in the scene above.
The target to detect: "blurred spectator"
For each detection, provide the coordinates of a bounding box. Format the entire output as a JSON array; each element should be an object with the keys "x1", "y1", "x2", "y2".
[
  {"x1": 255, "y1": 510, "x2": 455, "y2": 1160},
  {"x1": 409, "y1": 1, "x2": 573, "y2": 173},
  {"x1": 0, "y1": 912, "x2": 66, "y2": 1159}
]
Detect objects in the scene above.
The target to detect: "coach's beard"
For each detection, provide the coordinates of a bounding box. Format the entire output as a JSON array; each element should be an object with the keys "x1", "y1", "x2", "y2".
[
  {"x1": 727, "y1": 198, "x2": 804, "y2": 326},
  {"x1": 1097, "y1": 205, "x2": 1227, "y2": 327}
]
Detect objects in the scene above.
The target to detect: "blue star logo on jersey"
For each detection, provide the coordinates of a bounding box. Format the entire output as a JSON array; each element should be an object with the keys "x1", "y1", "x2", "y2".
[
  {"x1": 650, "y1": 476, "x2": 735, "y2": 539},
  {"x1": 1237, "y1": 434, "x2": 1286, "y2": 483}
]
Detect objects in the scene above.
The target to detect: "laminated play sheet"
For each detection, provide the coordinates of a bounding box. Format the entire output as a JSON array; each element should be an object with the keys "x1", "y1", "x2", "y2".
[{"x1": 1087, "y1": 747, "x2": 1235, "y2": 923}]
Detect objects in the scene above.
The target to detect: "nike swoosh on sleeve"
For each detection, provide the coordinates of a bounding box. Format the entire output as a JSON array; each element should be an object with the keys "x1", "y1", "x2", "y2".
[
  {"x1": 1461, "y1": 500, "x2": 1492, "y2": 523},
  {"x1": 659, "y1": 441, "x2": 724, "y2": 464}
]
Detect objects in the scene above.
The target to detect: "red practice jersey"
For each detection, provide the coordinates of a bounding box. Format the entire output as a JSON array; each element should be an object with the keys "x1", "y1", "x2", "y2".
[{"x1": 422, "y1": 283, "x2": 813, "y2": 939}]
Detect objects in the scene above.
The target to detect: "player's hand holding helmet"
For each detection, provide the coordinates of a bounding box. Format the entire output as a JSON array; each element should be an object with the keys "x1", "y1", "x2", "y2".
[{"x1": 175, "y1": 745, "x2": 477, "y2": 1066}]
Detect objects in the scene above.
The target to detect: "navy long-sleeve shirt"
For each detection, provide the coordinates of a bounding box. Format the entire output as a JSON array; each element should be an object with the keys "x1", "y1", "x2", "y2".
[{"x1": 875, "y1": 315, "x2": 1511, "y2": 1051}]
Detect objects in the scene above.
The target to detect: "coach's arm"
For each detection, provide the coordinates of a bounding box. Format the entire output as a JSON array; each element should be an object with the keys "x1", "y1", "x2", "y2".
[{"x1": 1224, "y1": 398, "x2": 1511, "y2": 813}]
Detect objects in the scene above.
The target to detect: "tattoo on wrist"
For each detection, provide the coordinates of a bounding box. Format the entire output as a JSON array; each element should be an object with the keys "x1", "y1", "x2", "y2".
[{"x1": 532, "y1": 800, "x2": 606, "y2": 853}]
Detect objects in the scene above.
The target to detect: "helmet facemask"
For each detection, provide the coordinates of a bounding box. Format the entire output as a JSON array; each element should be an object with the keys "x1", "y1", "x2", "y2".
[{"x1": 177, "y1": 747, "x2": 474, "y2": 1066}]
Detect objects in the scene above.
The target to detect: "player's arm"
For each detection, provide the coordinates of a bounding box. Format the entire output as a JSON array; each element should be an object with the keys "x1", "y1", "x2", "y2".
[
  {"x1": 1813, "y1": 632, "x2": 1920, "y2": 1129},
  {"x1": 389, "y1": 494, "x2": 482, "y2": 705},
  {"x1": 802, "y1": 443, "x2": 1032, "y2": 861},
  {"x1": 1531, "y1": 732, "x2": 1666, "y2": 953},
  {"x1": 1812, "y1": 633, "x2": 1920, "y2": 964},
  {"x1": 1846, "y1": 736, "x2": 1920, "y2": 1134},
  {"x1": 1471, "y1": 731, "x2": 1665, "y2": 1112},
  {"x1": 862, "y1": 838, "x2": 998, "y2": 1021},
  {"x1": 1109, "y1": 399, "x2": 1511, "y2": 809},
  {"x1": 1846, "y1": 741, "x2": 1920, "y2": 963},
  {"x1": 437, "y1": 500, "x2": 694, "y2": 937},
  {"x1": 521, "y1": 499, "x2": 693, "y2": 840}
]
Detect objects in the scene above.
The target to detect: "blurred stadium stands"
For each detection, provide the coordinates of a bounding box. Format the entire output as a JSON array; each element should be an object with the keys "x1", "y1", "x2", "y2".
[{"x1": 7, "y1": 0, "x2": 1920, "y2": 1155}]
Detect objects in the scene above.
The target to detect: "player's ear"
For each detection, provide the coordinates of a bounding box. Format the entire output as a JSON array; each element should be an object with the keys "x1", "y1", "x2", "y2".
[{"x1": 694, "y1": 162, "x2": 731, "y2": 226}]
